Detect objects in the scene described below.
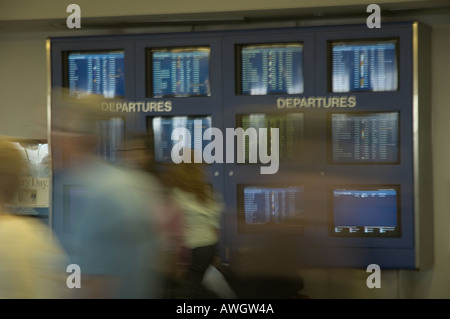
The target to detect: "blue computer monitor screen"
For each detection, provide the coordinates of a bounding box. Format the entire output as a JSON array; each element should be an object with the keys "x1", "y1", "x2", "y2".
[
  {"x1": 64, "y1": 50, "x2": 125, "y2": 98},
  {"x1": 238, "y1": 184, "x2": 305, "y2": 233},
  {"x1": 331, "y1": 39, "x2": 398, "y2": 93},
  {"x1": 330, "y1": 185, "x2": 400, "y2": 237},
  {"x1": 147, "y1": 115, "x2": 212, "y2": 163},
  {"x1": 329, "y1": 111, "x2": 399, "y2": 164},
  {"x1": 149, "y1": 47, "x2": 211, "y2": 98},
  {"x1": 237, "y1": 112, "x2": 304, "y2": 163},
  {"x1": 238, "y1": 43, "x2": 304, "y2": 95}
]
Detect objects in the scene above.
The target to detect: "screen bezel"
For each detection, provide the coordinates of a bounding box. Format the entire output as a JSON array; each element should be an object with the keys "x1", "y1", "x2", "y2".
[
  {"x1": 146, "y1": 46, "x2": 212, "y2": 98},
  {"x1": 328, "y1": 37, "x2": 399, "y2": 93},
  {"x1": 62, "y1": 49, "x2": 125, "y2": 98},
  {"x1": 328, "y1": 184, "x2": 401, "y2": 238},
  {"x1": 235, "y1": 42, "x2": 305, "y2": 96},
  {"x1": 327, "y1": 111, "x2": 401, "y2": 165}
]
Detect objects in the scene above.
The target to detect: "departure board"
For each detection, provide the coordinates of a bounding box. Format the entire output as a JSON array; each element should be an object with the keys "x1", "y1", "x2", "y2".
[
  {"x1": 238, "y1": 43, "x2": 304, "y2": 95},
  {"x1": 148, "y1": 116, "x2": 212, "y2": 163},
  {"x1": 150, "y1": 47, "x2": 211, "y2": 98},
  {"x1": 331, "y1": 186, "x2": 400, "y2": 237},
  {"x1": 331, "y1": 40, "x2": 398, "y2": 92},
  {"x1": 66, "y1": 51, "x2": 125, "y2": 98},
  {"x1": 239, "y1": 185, "x2": 305, "y2": 231},
  {"x1": 329, "y1": 112, "x2": 399, "y2": 164},
  {"x1": 237, "y1": 113, "x2": 304, "y2": 162}
]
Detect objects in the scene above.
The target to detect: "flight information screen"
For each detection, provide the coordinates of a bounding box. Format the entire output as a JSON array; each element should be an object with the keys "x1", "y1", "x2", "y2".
[
  {"x1": 147, "y1": 116, "x2": 212, "y2": 163},
  {"x1": 331, "y1": 40, "x2": 398, "y2": 92},
  {"x1": 238, "y1": 113, "x2": 304, "y2": 163},
  {"x1": 331, "y1": 186, "x2": 400, "y2": 237},
  {"x1": 238, "y1": 185, "x2": 305, "y2": 232},
  {"x1": 150, "y1": 47, "x2": 211, "y2": 98},
  {"x1": 329, "y1": 112, "x2": 399, "y2": 164},
  {"x1": 66, "y1": 51, "x2": 125, "y2": 98},
  {"x1": 238, "y1": 43, "x2": 304, "y2": 95},
  {"x1": 95, "y1": 117, "x2": 124, "y2": 164}
]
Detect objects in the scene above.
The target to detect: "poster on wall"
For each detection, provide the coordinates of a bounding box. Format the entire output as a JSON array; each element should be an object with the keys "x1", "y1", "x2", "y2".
[{"x1": 6, "y1": 140, "x2": 50, "y2": 223}]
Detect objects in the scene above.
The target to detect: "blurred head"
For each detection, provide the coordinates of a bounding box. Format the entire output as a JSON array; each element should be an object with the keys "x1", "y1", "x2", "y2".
[
  {"x1": 121, "y1": 132, "x2": 155, "y2": 172},
  {"x1": 0, "y1": 138, "x2": 26, "y2": 204},
  {"x1": 51, "y1": 89, "x2": 115, "y2": 168},
  {"x1": 163, "y1": 150, "x2": 212, "y2": 203}
]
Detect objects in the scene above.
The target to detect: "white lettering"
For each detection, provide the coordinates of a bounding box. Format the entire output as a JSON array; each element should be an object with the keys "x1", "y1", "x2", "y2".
[
  {"x1": 220, "y1": 304, "x2": 274, "y2": 314},
  {"x1": 171, "y1": 128, "x2": 191, "y2": 164},
  {"x1": 66, "y1": 264, "x2": 81, "y2": 288},
  {"x1": 366, "y1": 264, "x2": 381, "y2": 288},
  {"x1": 277, "y1": 96, "x2": 357, "y2": 109},
  {"x1": 259, "y1": 128, "x2": 279, "y2": 175},
  {"x1": 366, "y1": 4, "x2": 381, "y2": 29},
  {"x1": 66, "y1": 4, "x2": 81, "y2": 29},
  {"x1": 203, "y1": 127, "x2": 223, "y2": 164}
]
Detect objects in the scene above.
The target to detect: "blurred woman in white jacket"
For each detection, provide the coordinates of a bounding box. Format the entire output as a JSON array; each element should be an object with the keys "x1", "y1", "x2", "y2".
[{"x1": 164, "y1": 158, "x2": 223, "y2": 297}]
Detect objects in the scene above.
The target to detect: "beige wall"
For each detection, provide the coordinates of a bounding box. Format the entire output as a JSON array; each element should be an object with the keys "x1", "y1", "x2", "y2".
[
  {"x1": 1, "y1": 1, "x2": 450, "y2": 298},
  {"x1": 0, "y1": 33, "x2": 48, "y2": 139}
]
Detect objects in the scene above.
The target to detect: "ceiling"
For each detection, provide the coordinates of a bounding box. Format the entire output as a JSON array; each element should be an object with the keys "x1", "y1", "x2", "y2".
[{"x1": 0, "y1": 0, "x2": 449, "y2": 33}]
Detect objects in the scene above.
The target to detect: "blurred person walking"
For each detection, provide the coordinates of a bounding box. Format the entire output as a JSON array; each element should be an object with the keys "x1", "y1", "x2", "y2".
[
  {"x1": 0, "y1": 137, "x2": 68, "y2": 298},
  {"x1": 51, "y1": 93, "x2": 165, "y2": 299},
  {"x1": 120, "y1": 132, "x2": 185, "y2": 298},
  {"x1": 163, "y1": 154, "x2": 223, "y2": 298}
]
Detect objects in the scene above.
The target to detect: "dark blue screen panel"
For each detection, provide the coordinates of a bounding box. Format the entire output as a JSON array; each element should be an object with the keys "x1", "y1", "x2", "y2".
[
  {"x1": 147, "y1": 116, "x2": 212, "y2": 163},
  {"x1": 329, "y1": 112, "x2": 399, "y2": 164},
  {"x1": 150, "y1": 47, "x2": 211, "y2": 98},
  {"x1": 238, "y1": 43, "x2": 304, "y2": 95},
  {"x1": 238, "y1": 185, "x2": 305, "y2": 233},
  {"x1": 331, "y1": 40, "x2": 398, "y2": 92},
  {"x1": 331, "y1": 185, "x2": 400, "y2": 237},
  {"x1": 66, "y1": 51, "x2": 125, "y2": 98}
]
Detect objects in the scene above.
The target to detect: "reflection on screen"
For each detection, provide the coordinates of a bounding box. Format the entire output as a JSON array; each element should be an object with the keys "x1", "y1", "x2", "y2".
[
  {"x1": 239, "y1": 185, "x2": 305, "y2": 232},
  {"x1": 331, "y1": 40, "x2": 398, "y2": 92},
  {"x1": 331, "y1": 186, "x2": 400, "y2": 237},
  {"x1": 148, "y1": 116, "x2": 212, "y2": 163},
  {"x1": 239, "y1": 43, "x2": 304, "y2": 95},
  {"x1": 239, "y1": 113, "x2": 304, "y2": 162},
  {"x1": 330, "y1": 112, "x2": 399, "y2": 164},
  {"x1": 151, "y1": 47, "x2": 211, "y2": 98},
  {"x1": 95, "y1": 117, "x2": 124, "y2": 164},
  {"x1": 67, "y1": 51, "x2": 125, "y2": 98}
]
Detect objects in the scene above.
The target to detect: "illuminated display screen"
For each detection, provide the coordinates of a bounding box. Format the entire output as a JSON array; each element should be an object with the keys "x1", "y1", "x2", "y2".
[
  {"x1": 237, "y1": 112, "x2": 304, "y2": 163},
  {"x1": 147, "y1": 115, "x2": 212, "y2": 163},
  {"x1": 330, "y1": 185, "x2": 400, "y2": 237},
  {"x1": 65, "y1": 51, "x2": 125, "y2": 98},
  {"x1": 238, "y1": 184, "x2": 305, "y2": 233},
  {"x1": 150, "y1": 47, "x2": 211, "y2": 98},
  {"x1": 331, "y1": 40, "x2": 398, "y2": 92},
  {"x1": 329, "y1": 112, "x2": 399, "y2": 164},
  {"x1": 238, "y1": 43, "x2": 304, "y2": 95}
]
